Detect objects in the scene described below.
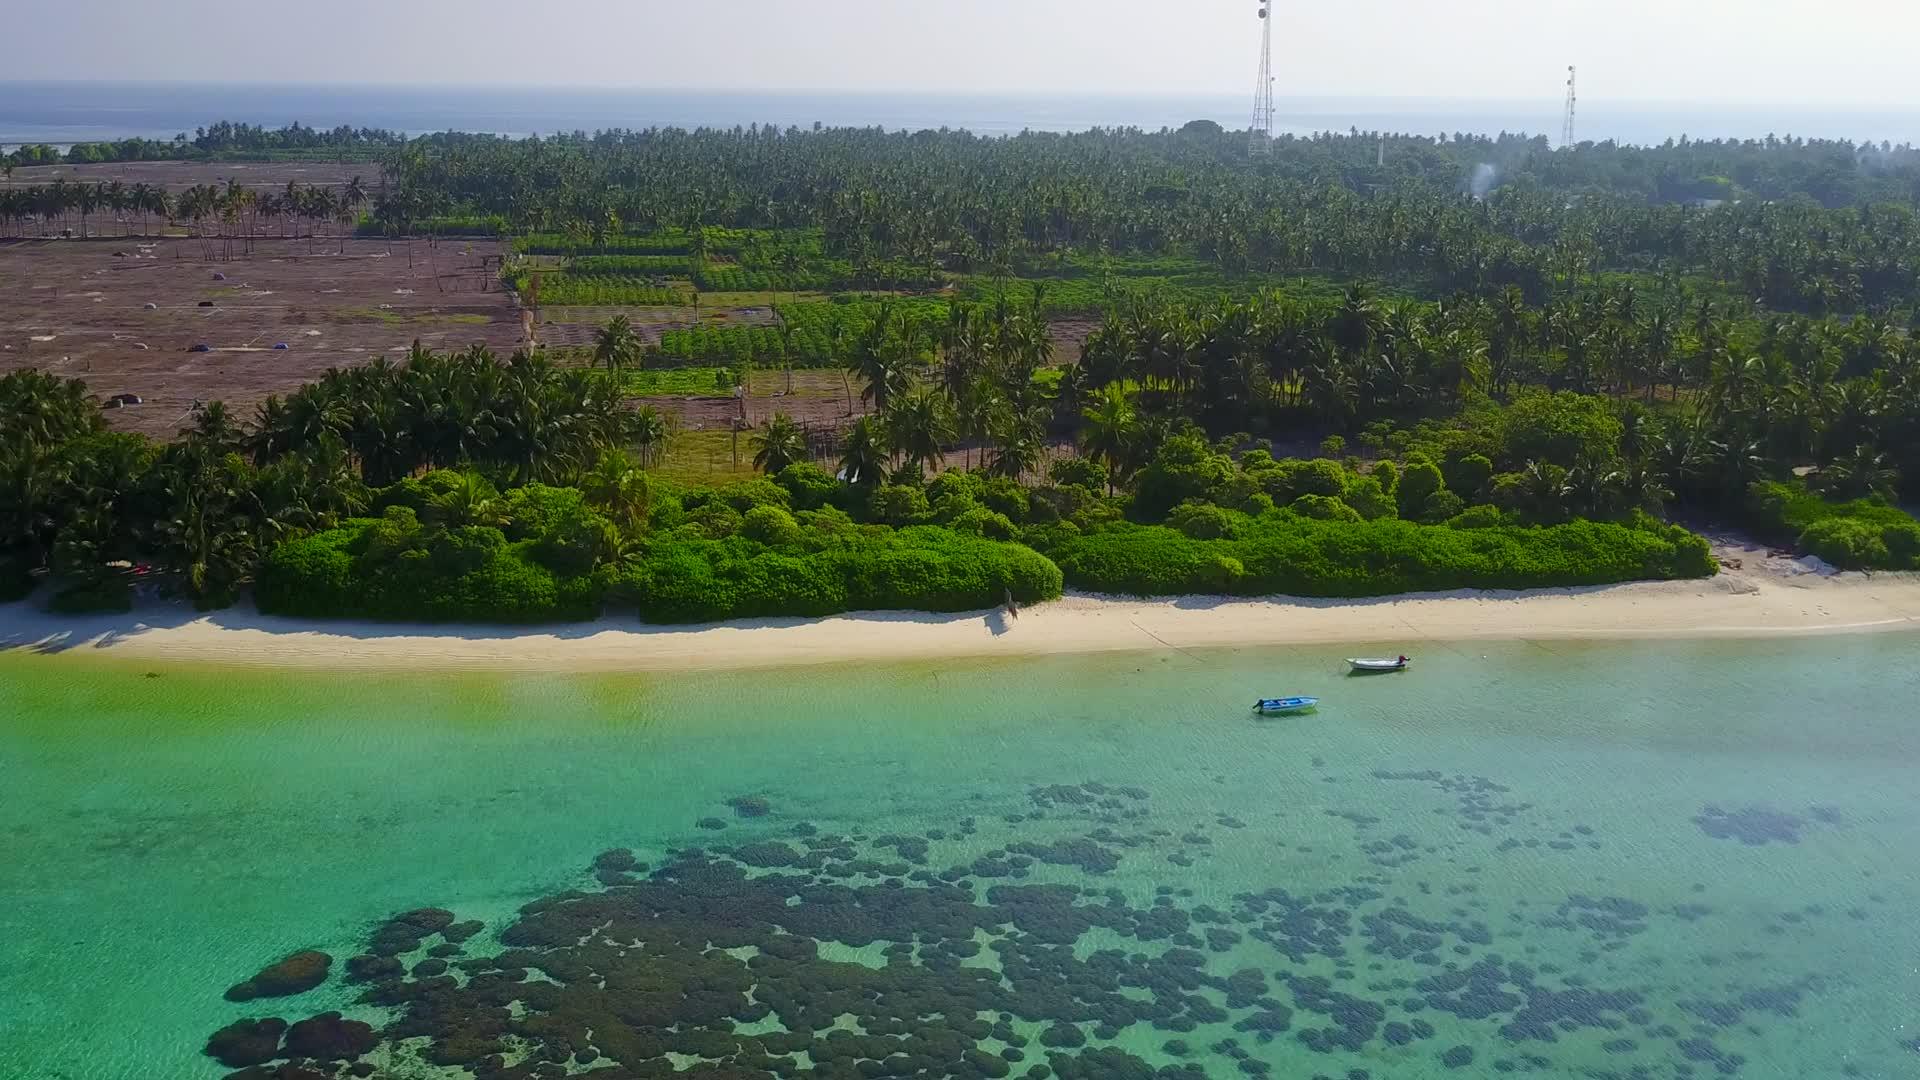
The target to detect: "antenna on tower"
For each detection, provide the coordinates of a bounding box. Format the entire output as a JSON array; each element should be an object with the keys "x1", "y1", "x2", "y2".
[
  {"x1": 1250, "y1": 1, "x2": 1276, "y2": 153},
  {"x1": 1561, "y1": 65, "x2": 1577, "y2": 148}
]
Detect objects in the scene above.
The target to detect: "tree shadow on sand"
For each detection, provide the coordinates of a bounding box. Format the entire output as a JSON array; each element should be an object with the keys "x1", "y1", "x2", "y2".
[{"x1": 0, "y1": 594, "x2": 1026, "y2": 654}]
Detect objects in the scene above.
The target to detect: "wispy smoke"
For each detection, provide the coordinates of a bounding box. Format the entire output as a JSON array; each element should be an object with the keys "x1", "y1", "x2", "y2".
[{"x1": 1469, "y1": 163, "x2": 1500, "y2": 200}]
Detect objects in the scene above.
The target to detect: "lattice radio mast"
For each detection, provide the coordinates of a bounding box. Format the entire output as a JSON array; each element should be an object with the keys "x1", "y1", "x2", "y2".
[
  {"x1": 1250, "y1": 1, "x2": 1276, "y2": 153},
  {"x1": 1561, "y1": 65, "x2": 1578, "y2": 148}
]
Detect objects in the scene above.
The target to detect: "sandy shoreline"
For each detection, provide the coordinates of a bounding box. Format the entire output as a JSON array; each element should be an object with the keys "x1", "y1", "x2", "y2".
[{"x1": 3, "y1": 560, "x2": 1918, "y2": 673}]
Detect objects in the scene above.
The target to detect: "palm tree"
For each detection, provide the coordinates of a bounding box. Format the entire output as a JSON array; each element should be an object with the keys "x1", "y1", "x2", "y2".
[
  {"x1": 986, "y1": 404, "x2": 1047, "y2": 480},
  {"x1": 74, "y1": 183, "x2": 100, "y2": 238},
  {"x1": 424, "y1": 472, "x2": 508, "y2": 529},
  {"x1": 1813, "y1": 445, "x2": 1899, "y2": 501},
  {"x1": 631, "y1": 405, "x2": 670, "y2": 467},
  {"x1": 583, "y1": 451, "x2": 652, "y2": 533},
  {"x1": 147, "y1": 440, "x2": 259, "y2": 610},
  {"x1": 838, "y1": 416, "x2": 889, "y2": 487},
  {"x1": 885, "y1": 389, "x2": 953, "y2": 472},
  {"x1": 848, "y1": 305, "x2": 914, "y2": 413},
  {"x1": 752, "y1": 413, "x2": 807, "y2": 474},
  {"x1": 1078, "y1": 384, "x2": 1137, "y2": 493},
  {"x1": 593, "y1": 315, "x2": 642, "y2": 375},
  {"x1": 190, "y1": 400, "x2": 244, "y2": 453},
  {"x1": 340, "y1": 176, "x2": 369, "y2": 252}
]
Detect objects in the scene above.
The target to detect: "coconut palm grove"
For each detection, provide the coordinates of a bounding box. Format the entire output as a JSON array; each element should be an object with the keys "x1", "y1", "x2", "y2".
[{"x1": 5, "y1": 120, "x2": 1920, "y2": 619}]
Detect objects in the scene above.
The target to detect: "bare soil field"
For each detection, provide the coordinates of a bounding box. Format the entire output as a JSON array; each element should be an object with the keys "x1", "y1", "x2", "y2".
[
  {"x1": 1048, "y1": 317, "x2": 1099, "y2": 363},
  {"x1": 0, "y1": 160, "x2": 372, "y2": 194},
  {"x1": 0, "y1": 236, "x2": 520, "y2": 437}
]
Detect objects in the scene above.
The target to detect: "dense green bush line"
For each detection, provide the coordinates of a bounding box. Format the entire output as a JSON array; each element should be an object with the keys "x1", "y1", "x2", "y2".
[
  {"x1": 1043, "y1": 511, "x2": 1715, "y2": 598},
  {"x1": 253, "y1": 469, "x2": 1063, "y2": 625},
  {"x1": 256, "y1": 509, "x2": 601, "y2": 623},
  {"x1": 1746, "y1": 480, "x2": 1920, "y2": 570},
  {"x1": 613, "y1": 528, "x2": 1062, "y2": 623}
]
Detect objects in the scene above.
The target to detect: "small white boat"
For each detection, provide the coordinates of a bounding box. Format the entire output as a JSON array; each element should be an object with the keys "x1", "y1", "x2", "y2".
[
  {"x1": 1348, "y1": 656, "x2": 1411, "y2": 674},
  {"x1": 1255, "y1": 696, "x2": 1320, "y2": 715}
]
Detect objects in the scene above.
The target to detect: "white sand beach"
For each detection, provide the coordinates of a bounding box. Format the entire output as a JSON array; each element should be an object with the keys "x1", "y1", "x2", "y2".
[{"x1": 4, "y1": 552, "x2": 1918, "y2": 673}]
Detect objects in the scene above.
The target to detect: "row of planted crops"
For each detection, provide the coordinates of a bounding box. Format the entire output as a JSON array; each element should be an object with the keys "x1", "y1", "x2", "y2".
[
  {"x1": 656, "y1": 297, "x2": 953, "y2": 367},
  {"x1": 501, "y1": 225, "x2": 1372, "y2": 366}
]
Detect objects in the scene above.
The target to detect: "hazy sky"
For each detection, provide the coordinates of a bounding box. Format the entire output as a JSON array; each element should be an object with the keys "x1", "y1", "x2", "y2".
[{"x1": 12, "y1": 0, "x2": 1916, "y2": 105}]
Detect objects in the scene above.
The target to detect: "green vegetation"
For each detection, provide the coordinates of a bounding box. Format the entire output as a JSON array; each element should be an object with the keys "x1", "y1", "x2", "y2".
[
  {"x1": 1745, "y1": 479, "x2": 1920, "y2": 570},
  {"x1": 11, "y1": 116, "x2": 1920, "y2": 626},
  {"x1": 1047, "y1": 514, "x2": 1710, "y2": 598},
  {"x1": 4, "y1": 121, "x2": 403, "y2": 167},
  {"x1": 350, "y1": 125, "x2": 1920, "y2": 316},
  {"x1": 515, "y1": 273, "x2": 690, "y2": 307}
]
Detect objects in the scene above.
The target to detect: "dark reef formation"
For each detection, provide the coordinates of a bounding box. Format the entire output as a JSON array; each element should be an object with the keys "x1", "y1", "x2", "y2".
[
  {"x1": 197, "y1": 776, "x2": 1873, "y2": 1079},
  {"x1": 225, "y1": 951, "x2": 332, "y2": 1002}
]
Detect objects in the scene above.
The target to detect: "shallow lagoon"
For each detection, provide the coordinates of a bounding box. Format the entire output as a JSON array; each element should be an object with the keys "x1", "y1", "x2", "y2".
[{"x1": 2, "y1": 634, "x2": 1917, "y2": 1079}]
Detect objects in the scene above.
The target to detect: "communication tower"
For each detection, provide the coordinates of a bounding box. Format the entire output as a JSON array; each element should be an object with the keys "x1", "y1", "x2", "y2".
[
  {"x1": 1562, "y1": 66, "x2": 1578, "y2": 148},
  {"x1": 1250, "y1": 1, "x2": 1276, "y2": 153}
]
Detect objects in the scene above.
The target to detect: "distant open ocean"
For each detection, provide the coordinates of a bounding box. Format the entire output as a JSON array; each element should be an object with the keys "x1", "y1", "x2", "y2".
[{"x1": 2, "y1": 81, "x2": 1916, "y2": 149}]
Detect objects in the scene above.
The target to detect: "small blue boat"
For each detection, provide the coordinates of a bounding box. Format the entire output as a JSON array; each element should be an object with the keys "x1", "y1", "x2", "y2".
[{"x1": 1255, "y1": 696, "x2": 1320, "y2": 715}]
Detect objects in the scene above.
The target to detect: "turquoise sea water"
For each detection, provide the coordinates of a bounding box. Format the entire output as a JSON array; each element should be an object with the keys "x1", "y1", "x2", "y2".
[{"x1": 2, "y1": 635, "x2": 1918, "y2": 1079}]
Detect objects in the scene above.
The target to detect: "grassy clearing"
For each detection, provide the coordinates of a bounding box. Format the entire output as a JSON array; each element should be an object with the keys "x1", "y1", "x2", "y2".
[
  {"x1": 622, "y1": 367, "x2": 735, "y2": 396},
  {"x1": 651, "y1": 429, "x2": 759, "y2": 486}
]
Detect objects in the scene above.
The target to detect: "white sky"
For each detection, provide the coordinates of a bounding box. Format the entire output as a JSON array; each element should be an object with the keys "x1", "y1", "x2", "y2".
[{"x1": 11, "y1": 0, "x2": 1916, "y2": 105}]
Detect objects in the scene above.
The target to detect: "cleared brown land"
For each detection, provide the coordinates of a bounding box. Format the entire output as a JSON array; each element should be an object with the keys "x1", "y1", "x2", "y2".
[
  {"x1": 1, "y1": 159, "x2": 372, "y2": 194},
  {"x1": 0, "y1": 236, "x2": 519, "y2": 437}
]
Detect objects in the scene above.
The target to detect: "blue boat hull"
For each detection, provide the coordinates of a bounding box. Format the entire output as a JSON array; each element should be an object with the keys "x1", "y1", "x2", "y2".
[{"x1": 1255, "y1": 697, "x2": 1319, "y2": 714}]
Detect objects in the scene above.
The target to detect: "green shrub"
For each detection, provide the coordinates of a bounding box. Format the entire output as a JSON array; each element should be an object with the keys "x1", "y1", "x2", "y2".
[
  {"x1": 718, "y1": 478, "x2": 793, "y2": 513},
  {"x1": 532, "y1": 506, "x2": 616, "y2": 575},
  {"x1": 981, "y1": 477, "x2": 1030, "y2": 523},
  {"x1": 682, "y1": 502, "x2": 743, "y2": 539},
  {"x1": 1371, "y1": 460, "x2": 1400, "y2": 496},
  {"x1": 950, "y1": 507, "x2": 1018, "y2": 541},
  {"x1": 1257, "y1": 458, "x2": 1347, "y2": 503},
  {"x1": 1343, "y1": 475, "x2": 1398, "y2": 520},
  {"x1": 372, "y1": 471, "x2": 469, "y2": 514},
  {"x1": 930, "y1": 490, "x2": 980, "y2": 522},
  {"x1": 1883, "y1": 521, "x2": 1920, "y2": 566},
  {"x1": 1799, "y1": 518, "x2": 1889, "y2": 570},
  {"x1": 1746, "y1": 479, "x2": 1913, "y2": 543},
  {"x1": 1169, "y1": 502, "x2": 1240, "y2": 540},
  {"x1": 1132, "y1": 435, "x2": 1236, "y2": 520},
  {"x1": 258, "y1": 519, "x2": 597, "y2": 623},
  {"x1": 500, "y1": 485, "x2": 590, "y2": 541},
  {"x1": 1417, "y1": 490, "x2": 1467, "y2": 525},
  {"x1": 869, "y1": 484, "x2": 931, "y2": 526},
  {"x1": 1445, "y1": 454, "x2": 1495, "y2": 500},
  {"x1": 1496, "y1": 390, "x2": 1624, "y2": 468},
  {"x1": 1043, "y1": 515, "x2": 1715, "y2": 598},
  {"x1": 1049, "y1": 457, "x2": 1109, "y2": 492},
  {"x1": 619, "y1": 529, "x2": 1061, "y2": 623},
  {"x1": 742, "y1": 505, "x2": 804, "y2": 547},
  {"x1": 775, "y1": 463, "x2": 840, "y2": 511},
  {"x1": 928, "y1": 470, "x2": 985, "y2": 504},
  {"x1": 1396, "y1": 460, "x2": 1447, "y2": 518},
  {"x1": 1446, "y1": 505, "x2": 1516, "y2": 529},
  {"x1": 1289, "y1": 495, "x2": 1363, "y2": 522}
]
